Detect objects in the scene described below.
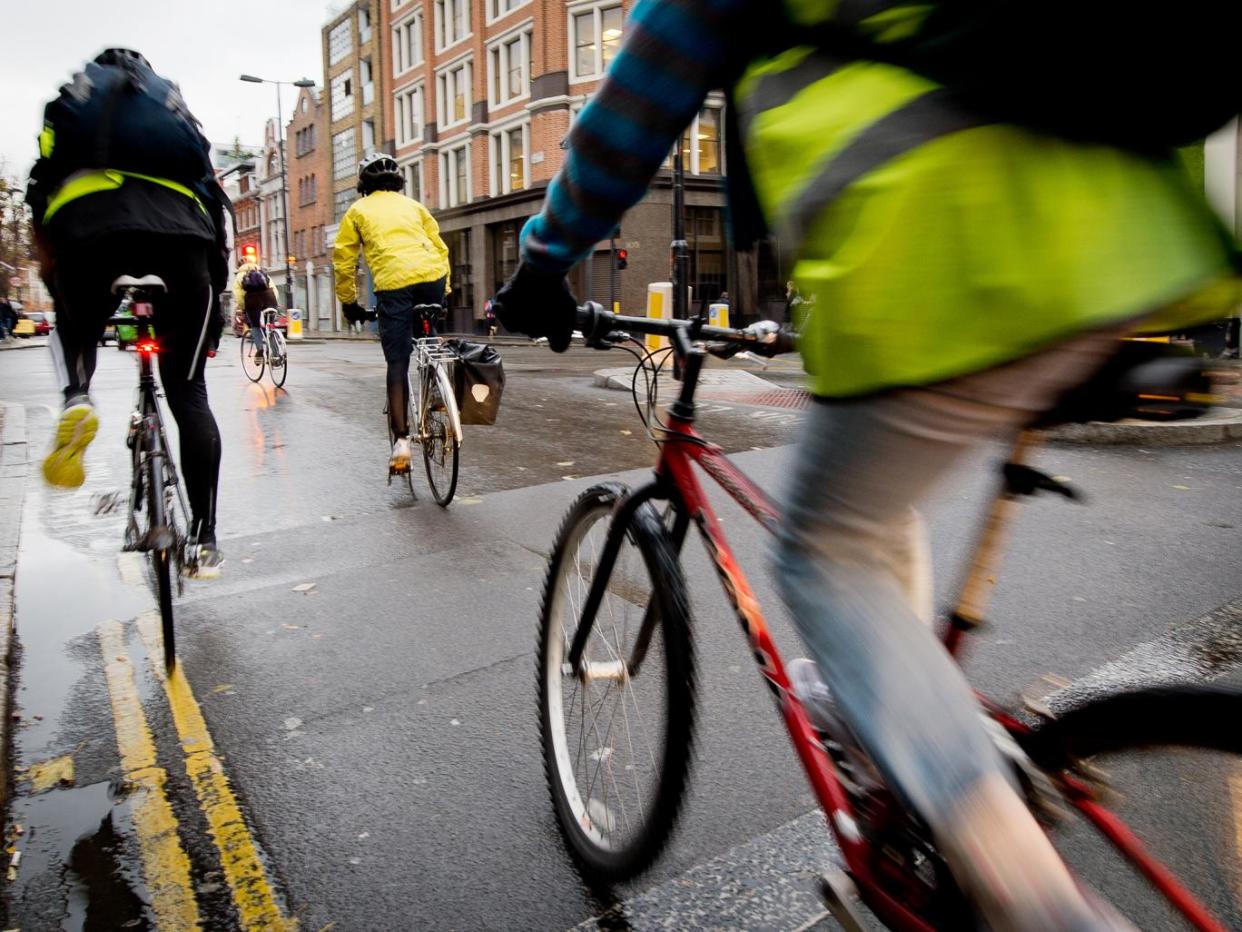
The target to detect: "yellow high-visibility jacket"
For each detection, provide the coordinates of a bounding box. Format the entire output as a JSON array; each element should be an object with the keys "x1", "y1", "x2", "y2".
[{"x1": 333, "y1": 191, "x2": 451, "y2": 305}]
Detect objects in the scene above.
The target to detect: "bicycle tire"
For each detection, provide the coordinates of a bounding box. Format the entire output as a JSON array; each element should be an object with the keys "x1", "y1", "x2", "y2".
[
  {"x1": 538, "y1": 482, "x2": 695, "y2": 882},
  {"x1": 240, "y1": 333, "x2": 264, "y2": 382},
  {"x1": 268, "y1": 331, "x2": 288, "y2": 388},
  {"x1": 1023, "y1": 682, "x2": 1242, "y2": 928},
  {"x1": 146, "y1": 453, "x2": 176, "y2": 669},
  {"x1": 1024, "y1": 682, "x2": 1242, "y2": 765},
  {"x1": 421, "y1": 373, "x2": 458, "y2": 507}
]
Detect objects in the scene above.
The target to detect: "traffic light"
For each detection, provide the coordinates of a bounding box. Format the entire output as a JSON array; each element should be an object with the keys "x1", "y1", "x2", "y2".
[
  {"x1": 615, "y1": 248, "x2": 628, "y2": 271},
  {"x1": 241, "y1": 243, "x2": 259, "y2": 265}
]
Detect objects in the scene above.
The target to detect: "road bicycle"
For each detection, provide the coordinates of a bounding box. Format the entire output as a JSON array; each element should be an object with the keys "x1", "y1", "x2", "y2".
[
  {"x1": 240, "y1": 307, "x2": 288, "y2": 388},
  {"x1": 386, "y1": 304, "x2": 461, "y2": 506},
  {"x1": 534, "y1": 303, "x2": 1242, "y2": 930},
  {"x1": 106, "y1": 275, "x2": 199, "y2": 668}
]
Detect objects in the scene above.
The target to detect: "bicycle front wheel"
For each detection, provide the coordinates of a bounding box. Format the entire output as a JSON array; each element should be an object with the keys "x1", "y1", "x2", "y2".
[
  {"x1": 268, "y1": 331, "x2": 288, "y2": 387},
  {"x1": 538, "y1": 483, "x2": 695, "y2": 882},
  {"x1": 421, "y1": 375, "x2": 458, "y2": 507},
  {"x1": 240, "y1": 333, "x2": 264, "y2": 382}
]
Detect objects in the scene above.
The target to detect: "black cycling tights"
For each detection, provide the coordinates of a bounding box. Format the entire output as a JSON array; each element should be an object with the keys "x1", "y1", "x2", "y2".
[
  {"x1": 376, "y1": 278, "x2": 447, "y2": 440},
  {"x1": 49, "y1": 234, "x2": 223, "y2": 544}
]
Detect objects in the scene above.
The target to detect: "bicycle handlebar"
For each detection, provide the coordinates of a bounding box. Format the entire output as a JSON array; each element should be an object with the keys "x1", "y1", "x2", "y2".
[{"x1": 575, "y1": 302, "x2": 796, "y2": 357}]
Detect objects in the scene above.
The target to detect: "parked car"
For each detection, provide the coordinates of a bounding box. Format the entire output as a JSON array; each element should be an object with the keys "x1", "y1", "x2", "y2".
[
  {"x1": 12, "y1": 318, "x2": 35, "y2": 338},
  {"x1": 24, "y1": 312, "x2": 53, "y2": 336}
]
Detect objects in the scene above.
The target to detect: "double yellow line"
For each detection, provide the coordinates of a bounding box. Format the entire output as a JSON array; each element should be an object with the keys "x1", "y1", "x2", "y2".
[{"x1": 100, "y1": 610, "x2": 292, "y2": 929}]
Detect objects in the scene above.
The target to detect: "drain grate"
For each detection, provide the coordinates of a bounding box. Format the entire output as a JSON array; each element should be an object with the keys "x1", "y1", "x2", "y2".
[{"x1": 700, "y1": 388, "x2": 811, "y2": 409}]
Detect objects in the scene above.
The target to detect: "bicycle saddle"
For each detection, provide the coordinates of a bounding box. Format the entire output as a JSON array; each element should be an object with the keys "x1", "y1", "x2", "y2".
[
  {"x1": 414, "y1": 303, "x2": 445, "y2": 320},
  {"x1": 111, "y1": 275, "x2": 167, "y2": 295}
]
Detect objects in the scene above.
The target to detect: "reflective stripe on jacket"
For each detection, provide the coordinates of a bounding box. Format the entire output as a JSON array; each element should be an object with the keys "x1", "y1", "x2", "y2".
[
  {"x1": 735, "y1": 3, "x2": 1238, "y2": 397},
  {"x1": 333, "y1": 191, "x2": 451, "y2": 305},
  {"x1": 43, "y1": 169, "x2": 206, "y2": 224}
]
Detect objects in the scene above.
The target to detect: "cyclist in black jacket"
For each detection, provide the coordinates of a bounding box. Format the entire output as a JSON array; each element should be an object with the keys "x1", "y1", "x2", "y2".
[{"x1": 27, "y1": 48, "x2": 231, "y2": 575}]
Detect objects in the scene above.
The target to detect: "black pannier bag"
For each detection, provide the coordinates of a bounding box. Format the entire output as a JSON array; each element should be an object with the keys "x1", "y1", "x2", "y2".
[{"x1": 446, "y1": 340, "x2": 505, "y2": 426}]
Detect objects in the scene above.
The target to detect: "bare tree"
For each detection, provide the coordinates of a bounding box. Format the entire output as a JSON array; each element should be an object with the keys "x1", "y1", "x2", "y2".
[{"x1": 0, "y1": 164, "x2": 35, "y2": 298}]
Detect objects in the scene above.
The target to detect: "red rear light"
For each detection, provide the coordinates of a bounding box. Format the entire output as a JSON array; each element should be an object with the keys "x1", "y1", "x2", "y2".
[{"x1": 137, "y1": 339, "x2": 159, "y2": 355}]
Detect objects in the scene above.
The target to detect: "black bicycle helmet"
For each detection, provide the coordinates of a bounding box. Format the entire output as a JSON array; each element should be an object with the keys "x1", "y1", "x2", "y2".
[
  {"x1": 94, "y1": 48, "x2": 153, "y2": 70},
  {"x1": 357, "y1": 152, "x2": 403, "y2": 195}
]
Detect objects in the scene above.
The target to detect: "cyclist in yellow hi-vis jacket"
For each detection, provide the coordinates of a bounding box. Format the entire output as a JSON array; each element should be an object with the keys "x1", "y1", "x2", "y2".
[{"x1": 334, "y1": 152, "x2": 451, "y2": 472}]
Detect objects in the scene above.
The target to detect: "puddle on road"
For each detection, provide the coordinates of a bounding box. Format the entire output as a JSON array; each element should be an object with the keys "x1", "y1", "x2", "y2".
[
  {"x1": 12, "y1": 482, "x2": 150, "y2": 757},
  {"x1": 9, "y1": 781, "x2": 147, "y2": 930}
]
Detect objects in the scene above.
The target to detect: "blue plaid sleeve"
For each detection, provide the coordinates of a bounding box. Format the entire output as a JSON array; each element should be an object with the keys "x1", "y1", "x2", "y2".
[{"x1": 520, "y1": 0, "x2": 755, "y2": 274}]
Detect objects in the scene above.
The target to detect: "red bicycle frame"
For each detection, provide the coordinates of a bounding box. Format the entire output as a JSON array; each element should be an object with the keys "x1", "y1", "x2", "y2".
[{"x1": 634, "y1": 399, "x2": 1223, "y2": 931}]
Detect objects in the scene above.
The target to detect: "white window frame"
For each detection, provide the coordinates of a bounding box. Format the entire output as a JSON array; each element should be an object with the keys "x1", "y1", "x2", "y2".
[
  {"x1": 395, "y1": 83, "x2": 425, "y2": 147},
  {"x1": 664, "y1": 104, "x2": 724, "y2": 175},
  {"x1": 568, "y1": 1, "x2": 623, "y2": 84},
  {"x1": 401, "y1": 158, "x2": 426, "y2": 203},
  {"x1": 358, "y1": 7, "x2": 372, "y2": 43},
  {"x1": 434, "y1": 0, "x2": 471, "y2": 53},
  {"x1": 439, "y1": 141, "x2": 472, "y2": 208},
  {"x1": 392, "y1": 9, "x2": 424, "y2": 75},
  {"x1": 485, "y1": 0, "x2": 531, "y2": 25},
  {"x1": 331, "y1": 71, "x2": 355, "y2": 121},
  {"x1": 486, "y1": 24, "x2": 533, "y2": 108},
  {"x1": 328, "y1": 20, "x2": 353, "y2": 66},
  {"x1": 489, "y1": 119, "x2": 530, "y2": 195},
  {"x1": 435, "y1": 56, "x2": 473, "y2": 130}
]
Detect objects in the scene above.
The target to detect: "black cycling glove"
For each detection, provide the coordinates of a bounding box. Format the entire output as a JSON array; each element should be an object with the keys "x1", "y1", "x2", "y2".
[
  {"x1": 342, "y1": 302, "x2": 376, "y2": 324},
  {"x1": 493, "y1": 262, "x2": 577, "y2": 353}
]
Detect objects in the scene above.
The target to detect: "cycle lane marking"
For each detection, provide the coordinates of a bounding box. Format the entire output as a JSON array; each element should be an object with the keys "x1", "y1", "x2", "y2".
[
  {"x1": 136, "y1": 610, "x2": 292, "y2": 930},
  {"x1": 99, "y1": 618, "x2": 201, "y2": 929}
]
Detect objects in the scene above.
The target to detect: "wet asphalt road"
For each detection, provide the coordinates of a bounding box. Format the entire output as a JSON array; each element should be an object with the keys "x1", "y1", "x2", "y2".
[{"x1": 1, "y1": 336, "x2": 1241, "y2": 931}]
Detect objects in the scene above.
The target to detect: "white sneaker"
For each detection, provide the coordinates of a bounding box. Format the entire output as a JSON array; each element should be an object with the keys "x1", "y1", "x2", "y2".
[{"x1": 390, "y1": 436, "x2": 412, "y2": 472}]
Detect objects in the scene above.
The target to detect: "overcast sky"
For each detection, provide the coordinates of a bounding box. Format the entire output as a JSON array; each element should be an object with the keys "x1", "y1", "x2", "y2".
[{"x1": 0, "y1": 0, "x2": 339, "y2": 180}]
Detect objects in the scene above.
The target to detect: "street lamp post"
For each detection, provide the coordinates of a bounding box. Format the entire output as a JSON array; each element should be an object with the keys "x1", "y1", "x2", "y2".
[{"x1": 240, "y1": 75, "x2": 316, "y2": 314}]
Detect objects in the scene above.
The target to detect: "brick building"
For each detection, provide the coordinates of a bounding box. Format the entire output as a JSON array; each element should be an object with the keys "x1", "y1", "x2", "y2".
[
  {"x1": 375, "y1": 0, "x2": 787, "y2": 333},
  {"x1": 285, "y1": 85, "x2": 333, "y2": 326}
]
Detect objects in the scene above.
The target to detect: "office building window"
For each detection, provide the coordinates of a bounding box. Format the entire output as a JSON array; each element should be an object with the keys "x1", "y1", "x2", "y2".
[
  {"x1": 439, "y1": 142, "x2": 471, "y2": 207},
  {"x1": 663, "y1": 105, "x2": 724, "y2": 175},
  {"x1": 361, "y1": 58, "x2": 375, "y2": 106},
  {"x1": 393, "y1": 12, "x2": 424, "y2": 74},
  {"x1": 488, "y1": 28, "x2": 532, "y2": 107},
  {"x1": 488, "y1": 0, "x2": 530, "y2": 22},
  {"x1": 489, "y1": 122, "x2": 528, "y2": 195},
  {"x1": 358, "y1": 6, "x2": 372, "y2": 42},
  {"x1": 396, "y1": 85, "x2": 424, "y2": 147},
  {"x1": 435, "y1": 0, "x2": 470, "y2": 51},
  {"x1": 334, "y1": 188, "x2": 356, "y2": 222},
  {"x1": 404, "y1": 160, "x2": 425, "y2": 202},
  {"x1": 328, "y1": 20, "x2": 352, "y2": 65},
  {"x1": 331, "y1": 71, "x2": 355, "y2": 121},
  {"x1": 436, "y1": 58, "x2": 472, "y2": 128},
  {"x1": 570, "y1": 2, "x2": 622, "y2": 81},
  {"x1": 332, "y1": 127, "x2": 356, "y2": 180}
]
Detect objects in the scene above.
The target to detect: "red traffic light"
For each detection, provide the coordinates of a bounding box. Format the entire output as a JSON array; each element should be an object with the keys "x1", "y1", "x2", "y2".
[
  {"x1": 615, "y1": 248, "x2": 628, "y2": 271},
  {"x1": 241, "y1": 244, "x2": 259, "y2": 263}
]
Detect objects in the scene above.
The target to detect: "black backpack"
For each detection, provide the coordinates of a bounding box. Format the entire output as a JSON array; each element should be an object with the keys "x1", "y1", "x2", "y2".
[
  {"x1": 242, "y1": 268, "x2": 270, "y2": 293},
  {"x1": 35, "y1": 54, "x2": 213, "y2": 195},
  {"x1": 830, "y1": 1, "x2": 1242, "y2": 152}
]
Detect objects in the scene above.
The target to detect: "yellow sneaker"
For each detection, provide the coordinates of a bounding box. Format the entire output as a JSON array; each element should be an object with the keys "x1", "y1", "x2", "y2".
[{"x1": 43, "y1": 401, "x2": 99, "y2": 488}]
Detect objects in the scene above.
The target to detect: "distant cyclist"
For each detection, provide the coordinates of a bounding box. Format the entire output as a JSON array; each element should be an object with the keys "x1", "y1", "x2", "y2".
[
  {"x1": 234, "y1": 260, "x2": 279, "y2": 361},
  {"x1": 333, "y1": 152, "x2": 451, "y2": 472},
  {"x1": 27, "y1": 48, "x2": 231, "y2": 575}
]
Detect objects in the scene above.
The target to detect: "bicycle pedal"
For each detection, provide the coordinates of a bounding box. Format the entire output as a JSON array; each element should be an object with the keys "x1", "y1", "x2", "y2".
[
  {"x1": 1020, "y1": 673, "x2": 1071, "y2": 720},
  {"x1": 818, "y1": 864, "x2": 868, "y2": 932}
]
